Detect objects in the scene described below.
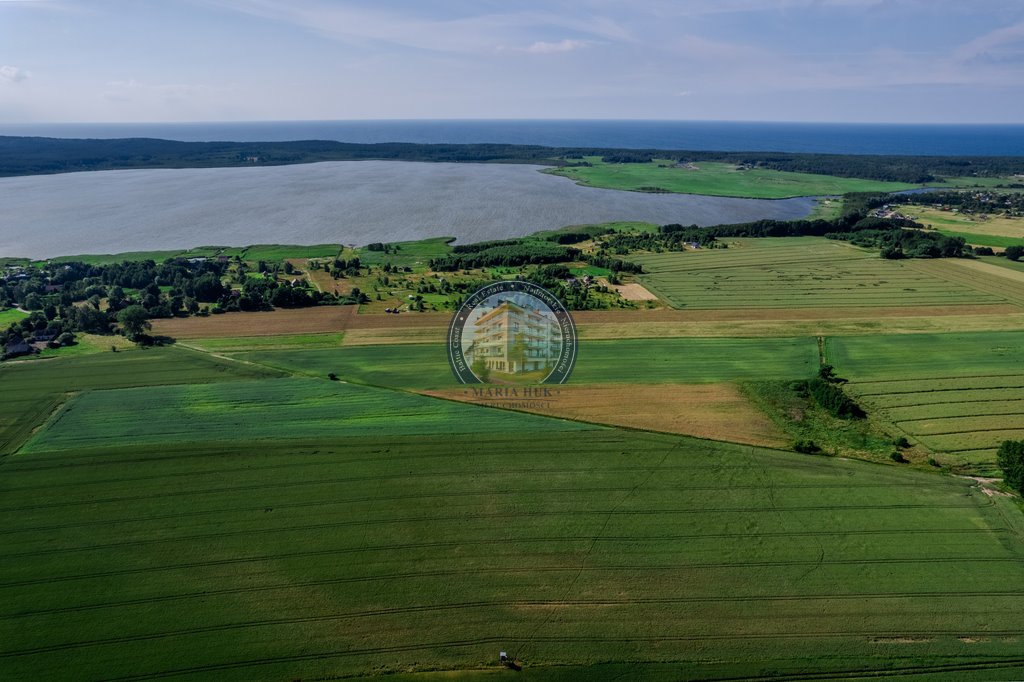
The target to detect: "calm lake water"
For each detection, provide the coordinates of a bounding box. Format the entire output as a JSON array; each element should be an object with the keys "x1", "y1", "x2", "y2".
[{"x1": 0, "y1": 161, "x2": 814, "y2": 259}]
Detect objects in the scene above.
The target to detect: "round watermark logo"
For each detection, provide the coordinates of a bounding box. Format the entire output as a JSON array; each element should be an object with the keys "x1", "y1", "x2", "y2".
[{"x1": 447, "y1": 281, "x2": 577, "y2": 384}]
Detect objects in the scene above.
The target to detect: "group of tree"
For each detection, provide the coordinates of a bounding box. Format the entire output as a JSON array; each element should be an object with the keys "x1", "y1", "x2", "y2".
[{"x1": 429, "y1": 243, "x2": 580, "y2": 271}]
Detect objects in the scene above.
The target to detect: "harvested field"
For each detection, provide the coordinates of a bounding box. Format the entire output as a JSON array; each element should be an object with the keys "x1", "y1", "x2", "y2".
[
  {"x1": 151, "y1": 307, "x2": 449, "y2": 338},
  {"x1": 603, "y1": 280, "x2": 659, "y2": 301},
  {"x1": 576, "y1": 311, "x2": 1024, "y2": 340},
  {"x1": 906, "y1": 258, "x2": 1024, "y2": 307},
  {"x1": 153, "y1": 300, "x2": 1020, "y2": 341},
  {"x1": 634, "y1": 238, "x2": 1005, "y2": 309},
  {"x1": 424, "y1": 383, "x2": 789, "y2": 447}
]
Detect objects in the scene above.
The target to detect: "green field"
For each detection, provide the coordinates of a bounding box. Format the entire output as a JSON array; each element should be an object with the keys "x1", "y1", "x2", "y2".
[
  {"x1": 242, "y1": 243, "x2": 342, "y2": 262},
  {"x1": 634, "y1": 238, "x2": 1001, "y2": 309},
  {"x1": 23, "y1": 377, "x2": 595, "y2": 452},
  {"x1": 236, "y1": 337, "x2": 818, "y2": 389},
  {"x1": 829, "y1": 332, "x2": 1024, "y2": 471},
  {"x1": 0, "y1": 308, "x2": 28, "y2": 328},
  {"x1": 4, "y1": 423, "x2": 1024, "y2": 679},
  {"x1": 45, "y1": 244, "x2": 343, "y2": 266},
  {"x1": 547, "y1": 159, "x2": 920, "y2": 199},
  {"x1": 355, "y1": 237, "x2": 454, "y2": 270},
  {"x1": 0, "y1": 348, "x2": 284, "y2": 455},
  {"x1": 934, "y1": 230, "x2": 1023, "y2": 248}
]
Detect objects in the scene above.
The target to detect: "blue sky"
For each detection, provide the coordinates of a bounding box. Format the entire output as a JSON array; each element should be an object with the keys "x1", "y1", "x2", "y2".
[{"x1": 1, "y1": 0, "x2": 1023, "y2": 123}]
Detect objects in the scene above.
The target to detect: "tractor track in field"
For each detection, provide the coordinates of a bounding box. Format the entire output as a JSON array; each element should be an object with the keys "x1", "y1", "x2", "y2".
[
  {"x1": 0, "y1": 459, "x2": 928, "y2": 513},
  {"x1": 59, "y1": 639, "x2": 1024, "y2": 682},
  {"x1": 0, "y1": 480, "x2": 969, "y2": 538},
  {"x1": 5, "y1": 596, "x2": 1024, "y2": 659},
  {"x1": 2, "y1": 551, "x2": 1014, "y2": 590},
  {"x1": 9, "y1": 525, "x2": 1002, "y2": 561},
  {"x1": 8, "y1": 585, "x2": 1024, "y2": 622}
]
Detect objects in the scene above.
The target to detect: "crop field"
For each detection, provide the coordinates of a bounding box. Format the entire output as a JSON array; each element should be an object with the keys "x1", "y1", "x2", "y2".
[
  {"x1": 829, "y1": 332, "x2": 1024, "y2": 470},
  {"x1": 0, "y1": 348, "x2": 283, "y2": 455},
  {"x1": 236, "y1": 337, "x2": 818, "y2": 389},
  {"x1": 546, "y1": 159, "x2": 919, "y2": 198},
  {"x1": 635, "y1": 238, "x2": 1008, "y2": 309},
  {"x1": 4, "y1": 426, "x2": 1024, "y2": 680},
  {"x1": 23, "y1": 378, "x2": 595, "y2": 452}
]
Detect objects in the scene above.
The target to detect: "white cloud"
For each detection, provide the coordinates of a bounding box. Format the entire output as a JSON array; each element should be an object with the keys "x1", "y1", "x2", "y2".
[
  {"x1": 526, "y1": 39, "x2": 589, "y2": 54},
  {"x1": 0, "y1": 65, "x2": 29, "y2": 82}
]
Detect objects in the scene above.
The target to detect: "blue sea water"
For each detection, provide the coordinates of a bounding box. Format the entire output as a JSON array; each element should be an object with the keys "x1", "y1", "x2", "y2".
[{"x1": 2, "y1": 120, "x2": 1024, "y2": 156}]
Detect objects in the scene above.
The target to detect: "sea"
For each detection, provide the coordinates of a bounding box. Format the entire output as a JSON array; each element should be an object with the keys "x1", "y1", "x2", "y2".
[
  {"x1": 2, "y1": 120, "x2": 1022, "y2": 259},
  {"x1": 3, "y1": 120, "x2": 1024, "y2": 156}
]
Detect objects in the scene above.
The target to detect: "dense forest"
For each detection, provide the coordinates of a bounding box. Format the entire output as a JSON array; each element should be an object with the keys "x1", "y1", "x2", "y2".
[{"x1": 2, "y1": 135, "x2": 1022, "y2": 183}]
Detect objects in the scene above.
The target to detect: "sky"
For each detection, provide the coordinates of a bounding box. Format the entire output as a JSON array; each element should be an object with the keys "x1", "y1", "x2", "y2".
[{"x1": 1, "y1": 0, "x2": 1023, "y2": 124}]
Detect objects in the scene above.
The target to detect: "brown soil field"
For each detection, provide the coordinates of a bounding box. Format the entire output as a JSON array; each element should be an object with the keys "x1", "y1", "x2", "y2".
[
  {"x1": 423, "y1": 382, "x2": 788, "y2": 448},
  {"x1": 153, "y1": 307, "x2": 451, "y2": 338},
  {"x1": 155, "y1": 303, "x2": 1023, "y2": 340}
]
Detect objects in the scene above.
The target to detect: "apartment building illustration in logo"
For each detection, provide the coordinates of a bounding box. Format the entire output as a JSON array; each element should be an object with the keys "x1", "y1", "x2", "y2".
[{"x1": 448, "y1": 281, "x2": 577, "y2": 384}]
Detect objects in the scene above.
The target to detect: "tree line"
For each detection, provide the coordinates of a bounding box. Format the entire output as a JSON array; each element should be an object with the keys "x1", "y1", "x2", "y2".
[{"x1": 2, "y1": 136, "x2": 1020, "y2": 183}]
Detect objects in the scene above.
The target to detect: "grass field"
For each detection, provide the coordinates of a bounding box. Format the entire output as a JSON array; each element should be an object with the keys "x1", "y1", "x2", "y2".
[
  {"x1": 242, "y1": 243, "x2": 342, "y2": 261},
  {"x1": 546, "y1": 159, "x2": 920, "y2": 199},
  {"x1": 0, "y1": 307, "x2": 28, "y2": 328},
  {"x1": 634, "y1": 238, "x2": 1004, "y2": 309},
  {"x1": 4, "y1": 427, "x2": 1024, "y2": 680},
  {"x1": 0, "y1": 348, "x2": 284, "y2": 455},
  {"x1": 828, "y1": 332, "x2": 1024, "y2": 471},
  {"x1": 354, "y1": 237, "x2": 454, "y2": 270},
  {"x1": 902, "y1": 204, "x2": 1024, "y2": 248},
  {"x1": 236, "y1": 337, "x2": 818, "y2": 389}
]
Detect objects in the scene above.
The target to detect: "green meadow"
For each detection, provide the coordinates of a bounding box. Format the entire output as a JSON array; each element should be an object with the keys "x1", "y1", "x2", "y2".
[
  {"x1": 0, "y1": 308, "x2": 28, "y2": 328},
  {"x1": 547, "y1": 158, "x2": 920, "y2": 199}
]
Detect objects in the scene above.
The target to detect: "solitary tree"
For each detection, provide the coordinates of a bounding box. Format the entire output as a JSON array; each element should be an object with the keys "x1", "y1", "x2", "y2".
[
  {"x1": 997, "y1": 440, "x2": 1024, "y2": 494},
  {"x1": 118, "y1": 305, "x2": 151, "y2": 341}
]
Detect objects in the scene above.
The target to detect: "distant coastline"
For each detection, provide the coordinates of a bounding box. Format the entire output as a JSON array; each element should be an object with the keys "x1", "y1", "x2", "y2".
[{"x1": 3, "y1": 120, "x2": 1024, "y2": 156}]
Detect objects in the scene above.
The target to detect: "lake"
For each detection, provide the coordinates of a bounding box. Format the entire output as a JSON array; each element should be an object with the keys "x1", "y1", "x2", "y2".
[{"x1": 0, "y1": 161, "x2": 814, "y2": 259}]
